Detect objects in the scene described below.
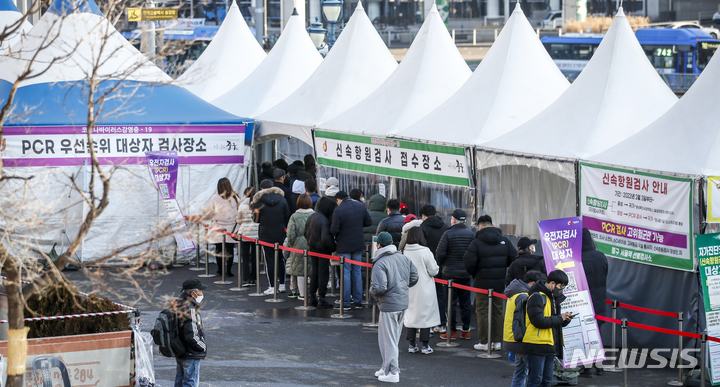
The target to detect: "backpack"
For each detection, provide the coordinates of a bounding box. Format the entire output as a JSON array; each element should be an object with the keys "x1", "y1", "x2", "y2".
[
  {"x1": 512, "y1": 293, "x2": 547, "y2": 342},
  {"x1": 150, "y1": 303, "x2": 186, "y2": 358}
]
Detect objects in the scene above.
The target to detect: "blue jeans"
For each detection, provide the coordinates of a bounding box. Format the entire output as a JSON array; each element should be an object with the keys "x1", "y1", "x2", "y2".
[
  {"x1": 339, "y1": 252, "x2": 363, "y2": 305},
  {"x1": 175, "y1": 358, "x2": 200, "y2": 387},
  {"x1": 512, "y1": 352, "x2": 529, "y2": 387},
  {"x1": 525, "y1": 353, "x2": 554, "y2": 387}
]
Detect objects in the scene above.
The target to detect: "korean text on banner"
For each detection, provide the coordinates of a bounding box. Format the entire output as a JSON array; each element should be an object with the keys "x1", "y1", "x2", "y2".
[
  {"x1": 537, "y1": 217, "x2": 606, "y2": 368},
  {"x1": 145, "y1": 151, "x2": 195, "y2": 252},
  {"x1": 696, "y1": 233, "x2": 720, "y2": 386},
  {"x1": 313, "y1": 130, "x2": 470, "y2": 187},
  {"x1": 707, "y1": 177, "x2": 720, "y2": 223},
  {"x1": 579, "y1": 162, "x2": 694, "y2": 271}
]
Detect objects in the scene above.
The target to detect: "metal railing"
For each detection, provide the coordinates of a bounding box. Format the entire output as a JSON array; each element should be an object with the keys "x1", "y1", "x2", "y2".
[{"x1": 659, "y1": 73, "x2": 701, "y2": 94}]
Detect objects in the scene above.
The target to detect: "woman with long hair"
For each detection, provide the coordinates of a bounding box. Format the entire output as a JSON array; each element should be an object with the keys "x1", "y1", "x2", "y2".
[
  {"x1": 207, "y1": 178, "x2": 240, "y2": 276},
  {"x1": 236, "y1": 186, "x2": 258, "y2": 286}
]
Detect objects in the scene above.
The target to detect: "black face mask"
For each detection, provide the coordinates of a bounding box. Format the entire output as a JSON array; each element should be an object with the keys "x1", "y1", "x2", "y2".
[{"x1": 552, "y1": 287, "x2": 564, "y2": 297}]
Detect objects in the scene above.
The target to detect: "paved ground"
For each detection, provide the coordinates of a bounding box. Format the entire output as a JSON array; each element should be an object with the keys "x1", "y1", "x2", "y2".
[{"x1": 66, "y1": 263, "x2": 680, "y2": 386}]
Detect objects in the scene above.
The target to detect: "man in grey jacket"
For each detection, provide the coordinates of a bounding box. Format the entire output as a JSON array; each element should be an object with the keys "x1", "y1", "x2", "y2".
[{"x1": 370, "y1": 232, "x2": 419, "y2": 383}]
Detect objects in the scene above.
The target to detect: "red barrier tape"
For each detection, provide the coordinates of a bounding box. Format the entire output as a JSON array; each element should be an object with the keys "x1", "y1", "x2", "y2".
[
  {"x1": 604, "y1": 299, "x2": 679, "y2": 318},
  {"x1": 434, "y1": 278, "x2": 448, "y2": 285},
  {"x1": 452, "y1": 282, "x2": 488, "y2": 294},
  {"x1": 596, "y1": 315, "x2": 720, "y2": 343},
  {"x1": 307, "y1": 251, "x2": 341, "y2": 261},
  {"x1": 346, "y1": 259, "x2": 372, "y2": 268}
]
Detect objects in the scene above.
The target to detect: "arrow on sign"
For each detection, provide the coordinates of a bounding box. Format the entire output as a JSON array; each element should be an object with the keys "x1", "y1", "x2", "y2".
[{"x1": 555, "y1": 261, "x2": 576, "y2": 270}]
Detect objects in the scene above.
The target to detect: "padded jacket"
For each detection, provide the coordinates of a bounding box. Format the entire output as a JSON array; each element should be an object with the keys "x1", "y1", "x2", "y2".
[
  {"x1": 506, "y1": 253, "x2": 546, "y2": 287},
  {"x1": 331, "y1": 198, "x2": 372, "y2": 254},
  {"x1": 522, "y1": 281, "x2": 570, "y2": 357},
  {"x1": 420, "y1": 216, "x2": 450, "y2": 259},
  {"x1": 370, "y1": 245, "x2": 419, "y2": 312},
  {"x1": 364, "y1": 194, "x2": 387, "y2": 245},
  {"x1": 582, "y1": 228, "x2": 608, "y2": 317},
  {"x1": 252, "y1": 187, "x2": 290, "y2": 244},
  {"x1": 436, "y1": 223, "x2": 475, "y2": 278},
  {"x1": 463, "y1": 227, "x2": 517, "y2": 292},
  {"x1": 175, "y1": 293, "x2": 207, "y2": 360},
  {"x1": 376, "y1": 211, "x2": 405, "y2": 247},
  {"x1": 305, "y1": 198, "x2": 337, "y2": 254}
]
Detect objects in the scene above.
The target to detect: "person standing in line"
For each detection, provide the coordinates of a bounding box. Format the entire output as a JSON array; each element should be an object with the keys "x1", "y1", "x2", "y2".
[
  {"x1": 463, "y1": 214, "x2": 517, "y2": 351},
  {"x1": 580, "y1": 228, "x2": 608, "y2": 378},
  {"x1": 418, "y1": 205, "x2": 450, "y2": 334},
  {"x1": 236, "y1": 187, "x2": 258, "y2": 287},
  {"x1": 349, "y1": 188, "x2": 365, "y2": 203},
  {"x1": 398, "y1": 214, "x2": 422, "y2": 251},
  {"x1": 259, "y1": 161, "x2": 275, "y2": 182},
  {"x1": 293, "y1": 160, "x2": 314, "y2": 182},
  {"x1": 273, "y1": 169, "x2": 295, "y2": 214},
  {"x1": 174, "y1": 279, "x2": 208, "y2": 387},
  {"x1": 206, "y1": 177, "x2": 239, "y2": 277},
  {"x1": 304, "y1": 154, "x2": 317, "y2": 180},
  {"x1": 371, "y1": 232, "x2": 418, "y2": 383},
  {"x1": 304, "y1": 179, "x2": 320, "y2": 207},
  {"x1": 364, "y1": 194, "x2": 387, "y2": 247},
  {"x1": 402, "y1": 228, "x2": 439, "y2": 355},
  {"x1": 287, "y1": 194, "x2": 314, "y2": 300},
  {"x1": 253, "y1": 179, "x2": 291, "y2": 294},
  {"x1": 315, "y1": 176, "x2": 339, "y2": 212},
  {"x1": 506, "y1": 237, "x2": 546, "y2": 287},
  {"x1": 376, "y1": 199, "x2": 405, "y2": 247},
  {"x1": 435, "y1": 209, "x2": 475, "y2": 340},
  {"x1": 331, "y1": 190, "x2": 372, "y2": 310},
  {"x1": 305, "y1": 196, "x2": 337, "y2": 309}
]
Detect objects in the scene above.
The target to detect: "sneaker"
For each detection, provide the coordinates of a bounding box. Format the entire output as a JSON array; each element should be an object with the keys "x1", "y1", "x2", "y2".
[
  {"x1": 440, "y1": 331, "x2": 457, "y2": 340},
  {"x1": 242, "y1": 281, "x2": 254, "y2": 287},
  {"x1": 459, "y1": 330, "x2": 471, "y2": 340},
  {"x1": 278, "y1": 284, "x2": 286, "y2": 293},
  {"x1": 492, "y1": 342, "x2": 502, "y2": 351},
  {"x1": 375, "y1": 369, "x2": 385, "y2": 377},
  {"x1": 474, "y1": 343, "x2": 488, "y2": 351},
  {"x1": 434, "y1": 325, "x2": 447, "y2": 334},
  {"x1": 408, "y1": 345, "x2": 419, "y2": 353},
  {"x1": 334, "y1": 299, "x2": 341, "y2": 304},
  {"x1": 378, "y1": 372, "x2": 399, "y2": 383},
  {"x1": 262, "y1": 287, "x2": 275, "y2": 295},
  {"x1": 334, "y1": 303, "x2": 351, "y2": 310},
  {"x1": 288, "y1": 292, "x2": 298, "y2": 299},
  {"x1": 421, "y1": 346, "x2": 434, "y2": 355},
  {"x1": 298, "y1": 295, "x2": 305, "y2": 301},
  {"x1": 352, "y1": 302, "x2": 363, "y2": 310},
  {"x1": 318, "y1": 299, "x2": 333, "y2": 309}
]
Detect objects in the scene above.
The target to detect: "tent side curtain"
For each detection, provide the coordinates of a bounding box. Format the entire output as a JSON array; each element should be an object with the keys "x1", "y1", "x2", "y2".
[
  {"x1": 317, "y1": 166, "x2": 475, "y2": 223},
  {"x1": 476, "y1": 148, "x2": 576, "y2": 239}
]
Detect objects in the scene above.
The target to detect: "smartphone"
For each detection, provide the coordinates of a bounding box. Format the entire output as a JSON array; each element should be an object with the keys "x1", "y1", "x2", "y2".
[{"x1": 570, "y1": 313, "x2": 579, "y2": 319}]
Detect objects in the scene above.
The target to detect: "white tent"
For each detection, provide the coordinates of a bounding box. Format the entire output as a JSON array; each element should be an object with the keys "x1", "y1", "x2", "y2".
[
  {"x1": 212, "y1": 9, "x2": 322, "y2": 118},
  {"x1": 319, "y1": 4, "x2": 470, "y2": 136},
  {"x1": 395, "y1": 4, "x2": 569, "y2": 146},
  {"x1": 482, "y1": 8, "x2": 677, "y2": 159},
  {"x1": 176, "y1": 0, "x2": 265, "y2": 102},
  {"x1": 254, "y1": 2, "x2": 398, "y2": 146},
  {"x1": 0, "y1": 0, "x2": 31, "y2": 52}
]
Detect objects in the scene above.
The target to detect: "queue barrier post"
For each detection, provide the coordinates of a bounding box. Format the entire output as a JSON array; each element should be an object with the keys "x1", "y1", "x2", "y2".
[
  {"x1": 668, "y1": 311, "x2": 683, "y2": 386},
  {"x1": 329, "y1": 265, "x2": 337, "y2": 298},
  {"x1": 363, "y1": 304, "x2": 378, "y2": 328},
  {"x1": 363, "y1": 246, "x2": 371, "y2": 306},
  {"x1": 437, "y1": 280, "x2": 459, "y2": 348},
  {"x1": 701, "y1": 332, "x2": 708, "y2": 387},
  {"x1": 478, "y1": 289, "x2": 500, "y2": 359},
  {"x1": 249, "y1": 239, "x2": 265, "y2": 297},
  {"x1": 214, "y1": 231, "x2": 233, "y2": 285},
  {"x1": 266, "y1": 243, "x2": 285, "y2": 303},
  {"x1": 622, "y1": 318, "x2": 628, "y2": 387},
  {"x1": 198, "y1": 227, "x2": 216, "y2": 278},
  {"x1": 331, "y1": 257, "x2": 352, "y2": 319},
  {"x1": 189, "y1": 223, "x2": 204, "y2": 271},
  {"x1": 296, "y1": 250, "x2": 315, "y2": 311},
  {"x1": 229, "y1": 234, "x2": 247, "y2": 292},
  {"x1": 604, "y1": 300, "x2": 622, "y2": 372}
]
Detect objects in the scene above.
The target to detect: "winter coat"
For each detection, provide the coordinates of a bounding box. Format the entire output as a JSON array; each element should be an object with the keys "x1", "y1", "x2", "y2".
[
  {"x1": 506, "y1": 253, "x2": 546, "y2": 287},
  {"x1": 287, "y1": 209, "x2": 314, "y2": 276},
  {"x1": 370, "y1": 245, "x2": 419, "y2": 312},
  {"x1": 175, "y1": 293, "x2": 207, "y2": 360},
  {"x1": 504, "y1": 279, "x2": 531, "y2": 353},
  {"x1": 273, "y1": 181, "x2": 296, "y2": 214},
  {"x1": 364, "y1": 194, "x2": 387, "y2": 245},
  {"x1": 463, "y1": 227, "x2": 517, "y2": 292},
  {"x1": 314, "y1": 196, "x2": 337, "y2": 220},
  {"x1": 331, "y1": 198, "x2": 372, "y2": 254},
  {"x1": 436, "y1": 223, "x2": 475, "y2": 278},
  {"x1": 206, "y1": 194, "x2": 239, "y2": 244},
  {"x1": 582, "y1": 228, "x2": 608, "y2": 318},
  {"x1": 305, "y1": 198, "x2": 336, "y2": 254},
  {"x1": 309, "y1": 192, "x2": 320, "y2": 207},
  {"x1": 402, "y1": 243, "x2": 440, "y2": 328},
  {"x1": 260, "y1": 167, "x2": 275, "y2": 183},
  {"x1": 376, "y1": 211, "x2": 405, "y2": 247},
  {"x1": 522, "y1": 280, "x2": 571, "y2": 357},
  {"x1": 235, "y1": 197, "x2": 258, "y2": 240},
  {"x1": 252, "y1": 187, "x2": 290, "y2": 244},
  {"x1": 399, "y1": 219, "x2": 423, "y2": 251},
  {"x1": 297, "y1": 169, "x2": 313, "y2": 183},
  {"x1": 420, "y1": 216, "x2": 450, "y2": 259}
]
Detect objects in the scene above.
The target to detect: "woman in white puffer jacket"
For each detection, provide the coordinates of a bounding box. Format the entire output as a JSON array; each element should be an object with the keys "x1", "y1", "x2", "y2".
[
  {"x1": 206, "y1": 178, "x2": 240, "y2": 276},
  {"x1": 236, "y1": 187, "x2": 259, "y2": 287}
]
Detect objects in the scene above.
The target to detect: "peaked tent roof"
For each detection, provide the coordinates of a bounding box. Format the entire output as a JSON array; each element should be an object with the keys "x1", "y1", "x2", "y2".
[
  {"x1": 212, "y1": 10, "x2": 322, "y2": 118},
  {"x1": 254, "y1": 2, "x2": 398, "y2": 145},
  {"x1": 483, "y1": 8, "x2": 677, "y2": 159},
  {"x1": 395, "y1": 4, "x2": 569, "y2": 146},
  {"x1": 176, "y1": 0, "x2": 265, "y2": 102},
  {"x1": 0, "y1": 0, "x2": 33, "y2": 52},
  {"x1": 320, "y1": 4, "x2": 470, "y2": 136}
]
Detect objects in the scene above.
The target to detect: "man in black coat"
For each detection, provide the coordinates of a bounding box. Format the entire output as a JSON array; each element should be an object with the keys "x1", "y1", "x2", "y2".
[
  {"x1": 463, "y1": 214, "x2": 517, "y2": 351},
  {"x1": 253, "y1": 179, "x2": 291, "y2": 294},
  {"x1": 580, "y1": 228, "x2": 608, "y2": 377},
  {"x1": 174, "y1": 279, "x2": 208, "y2": 387},
  {"x1": 436, "y1": 209, "x2": 475, "y2": 340},
  {"x1": 376, "y1": 199, "x2": 404, "y2": 247},
  {"x1": 331, "y1": 191, "x2": 372, "y2": 309},
  {"x1": 506, "y1": 237, "x2": 546, "y2": 287},
  {"x1": 305, "y1": 197, "x2": 337, "y2": 308},
  {"x1": 419, "y1": 205, "x2": 451, "y2": 333},
  {"x1": 272, "y1": 169, "x2": 295, "y2": 214}
]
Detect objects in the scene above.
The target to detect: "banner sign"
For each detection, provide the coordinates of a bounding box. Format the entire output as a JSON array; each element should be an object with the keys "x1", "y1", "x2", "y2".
[
  {"x1": 314, "y1": 130, "x2": 470, "y2": 187},
  {"x1": 128, "y1": 7, "x2": 179, "y2": 22},
  {"x1": 145, "y1": 151, "x2": 195, "y2": 252},
  {"x1": 538, "y1": 217, "x2": 605, "y2": 368},
  {"x1": 696, "y1": 233, "x2": 720, "y2": 386},
  {"x1": 579, "y1": 162, "x2": 694, "y2": 271},
  {"x1": 707, "y1": 177, "x2": 720, "y2": 223},
  {"x1": 1, "y1": 125, "x2": 244, "y2": 167}
]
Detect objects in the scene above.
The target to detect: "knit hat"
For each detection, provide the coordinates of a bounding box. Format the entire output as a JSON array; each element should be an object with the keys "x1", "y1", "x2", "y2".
[{"x1": 377, "y1": 232, "x2": 393, "y2": 247}]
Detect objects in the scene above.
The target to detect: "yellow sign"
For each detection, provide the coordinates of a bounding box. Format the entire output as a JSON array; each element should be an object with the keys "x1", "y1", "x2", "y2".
[{"x1": 127, "y1": 7, "x2": 178, "y2": 22}]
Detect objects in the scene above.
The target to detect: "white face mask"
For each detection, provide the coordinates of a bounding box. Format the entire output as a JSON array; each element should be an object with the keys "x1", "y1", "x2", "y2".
[{"x1": 194, "y1": 294, "x2": 204, "y2": 303}]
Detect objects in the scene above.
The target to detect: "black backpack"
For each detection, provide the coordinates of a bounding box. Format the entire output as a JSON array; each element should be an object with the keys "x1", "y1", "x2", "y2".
[
  {"x1": 150, "y1": 304, "x2": 186, "y2": 358},
  {"x1": 512, "y1": 293, "x2": 547, "y2": 342}
]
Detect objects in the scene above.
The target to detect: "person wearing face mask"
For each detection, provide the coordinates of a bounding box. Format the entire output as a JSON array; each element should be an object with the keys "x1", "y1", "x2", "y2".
[
  {"x1": 506, "y1": 237, "x2": 546, "y2": 287},
  {"x1": 174, "y1": 279, "x2": 208, "y2": 387},
  {"x1": 523, "y1": 270, "x2": 573, "y2": 387}
]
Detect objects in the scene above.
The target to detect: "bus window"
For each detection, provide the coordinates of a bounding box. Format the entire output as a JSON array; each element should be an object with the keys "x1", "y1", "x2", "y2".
[
  {"x1": 545, "y1": 43, "x2": 598, "y2": 60},
  {"x1": 698, "y1": 41, "x2": 719, "y2": 71},
  {"x1": 643, "y1": 45, "x2": 676, "y2": 71}
]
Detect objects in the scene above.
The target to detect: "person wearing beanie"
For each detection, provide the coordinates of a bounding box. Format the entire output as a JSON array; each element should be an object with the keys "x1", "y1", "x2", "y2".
[
  {"x1": 398, "y1": 214, "x2": 422, "y2": 251},
  {"x1": 371, "y1": 232, "x2": 418, "y2": 383},
  {"x1": 506, "y1": 237, "x2": 545, "y2": 287}
]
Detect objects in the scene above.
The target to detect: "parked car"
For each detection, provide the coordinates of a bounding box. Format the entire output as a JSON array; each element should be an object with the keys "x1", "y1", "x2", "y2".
[
  {"x1": 662, "y1": 21, "x2": 720, "y2": 39},
  {"x1": 542, "y1": 11, "x2": 562, "y2": 29}
]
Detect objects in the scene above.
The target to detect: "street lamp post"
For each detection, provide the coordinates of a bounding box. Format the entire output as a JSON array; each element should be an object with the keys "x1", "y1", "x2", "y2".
[
  {"x1": 307, "y1": 18, "x2": 327, "y2": 50},
  {"x1": 321, "y1": 0, "x2": 343, "y2": 48}
]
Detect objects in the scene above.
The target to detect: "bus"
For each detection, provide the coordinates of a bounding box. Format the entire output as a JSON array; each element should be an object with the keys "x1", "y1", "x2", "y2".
[{"x1": 540, "y1": 28, "x2": 720, "y2": 92}]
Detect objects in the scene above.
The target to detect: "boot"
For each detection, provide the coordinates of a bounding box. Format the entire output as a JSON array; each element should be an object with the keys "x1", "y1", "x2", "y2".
[
  {"x1": 317, "y1": 297, "x2": 333, "y2": 309},
  {"x1": 308, "y1": 295, "x2": 318, "y2": 307}
]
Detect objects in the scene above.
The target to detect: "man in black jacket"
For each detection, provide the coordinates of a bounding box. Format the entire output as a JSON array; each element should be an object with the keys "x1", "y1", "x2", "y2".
[
  {"x1": 273, "y1": 169, "x2": 295, "y2": 214},
  {"x1": 253, "y1": 179, "x2": 291, "y2": 295},
  {"x1": 436, "y1": 209, "x2": 475, "y2": 340},
  {"x1": 463, "y1": 214, "x2": 518, "y2": 351},
  {"x1": 419, "y1": 204, "x2": 450, "y2": 333},
  {"x1": 331, "y1": 191, "x2": 372, "y2": 309},
  {"x1": 580, "y1": 228, "x2": 608, "y2": 377},
  {"x1": 175, "y1": 279, "x2": 208, "y2": 387},
  {"x1": 506, "y1": 237, "x2": 545, "y2": 287},
  {"x1": 376, "y1": 199, "x2": 404, "y2": 247},
  {"x1": 305, "y1": 197, "x2": 337, "y2": 308}
]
